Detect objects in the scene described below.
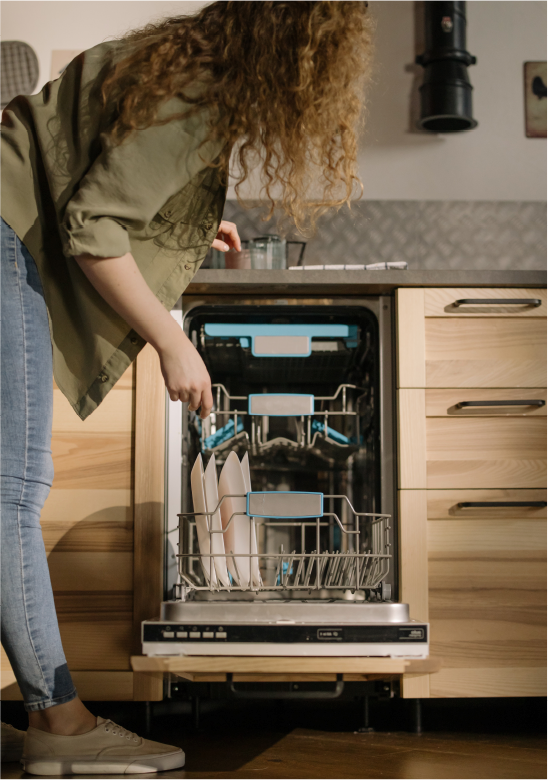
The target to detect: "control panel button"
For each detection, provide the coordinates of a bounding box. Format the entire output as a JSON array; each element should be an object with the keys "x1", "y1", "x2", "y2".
[
  {"x1": 216, "y1": 632, "x2": 227, "y2": 639},
  {"x1": 202, "y1": 631, "x2": 214, "y2": 639},
  {"x1": 162, "y1": 631, "x2": 174, "y2": 638},
  {"x1": 189, "y1": 631, "x2": 201, "y2": 639},
  {"x1": 176, "y1": 631, "x2": 188, "y2": 638}
]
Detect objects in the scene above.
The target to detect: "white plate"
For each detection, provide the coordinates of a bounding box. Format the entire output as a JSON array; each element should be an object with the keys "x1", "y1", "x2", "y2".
[
  {"x1": 190, "y1": 454, "x2": 217, "y2": 585},
  {"x1": 203, "y1": 454, "x2": 231, "y2": 588},
  {"x1": 241, "y1": 452, "x2": 262, "y2": 587},
  {"x1": 218, "y1": 451, "x2": 251, "y2": 588}
]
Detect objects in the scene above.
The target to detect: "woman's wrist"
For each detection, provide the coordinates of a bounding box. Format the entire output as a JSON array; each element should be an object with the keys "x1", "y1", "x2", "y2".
[{"x1": 147, "y1": 313, "x2": 187, "y2": 355}]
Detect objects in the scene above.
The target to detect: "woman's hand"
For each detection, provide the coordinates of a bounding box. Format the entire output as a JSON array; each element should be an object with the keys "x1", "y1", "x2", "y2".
[
  {"x1": 211, "y1": 220, "x2": 242, "y2": 252},
  {"x1": 158, "y1": 329, "x2": 213, "y2": 418}
]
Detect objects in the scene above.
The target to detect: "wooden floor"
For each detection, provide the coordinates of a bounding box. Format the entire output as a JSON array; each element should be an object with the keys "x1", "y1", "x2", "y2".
[{"x1": 2, "y1": 697, "x2": 546, "y2": 779}]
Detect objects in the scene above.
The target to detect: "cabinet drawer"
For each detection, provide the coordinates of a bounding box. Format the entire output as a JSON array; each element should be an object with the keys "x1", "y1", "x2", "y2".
[
  {"x1": 425, "y1": 389, "x2": 547, "y2": 417},
  {"x1": 427, "y1": 489, "x2": 547, "y2": 520},
  {"x1": 426, "y1": 417, "x2": 546, "y2": 489},
  {"x1": 424, "y1": 288, "x2": 547, "y2": 317},
  {"x1": 425, "y1": 318, "x2": 547, "y2": 388}
]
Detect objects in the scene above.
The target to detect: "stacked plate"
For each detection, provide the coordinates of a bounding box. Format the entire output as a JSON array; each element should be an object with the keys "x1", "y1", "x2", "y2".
[{"x1": 190, "y1": 452, "x2": 262, "y2": 588}]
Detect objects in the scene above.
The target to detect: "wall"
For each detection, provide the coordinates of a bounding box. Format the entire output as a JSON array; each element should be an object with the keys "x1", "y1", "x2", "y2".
[
  {"x1": 2, "y1": 1, "x2": 545, "y2": 202},
  {"x1": 360, "y1": 1, "x2": 547, "y2": 201}
]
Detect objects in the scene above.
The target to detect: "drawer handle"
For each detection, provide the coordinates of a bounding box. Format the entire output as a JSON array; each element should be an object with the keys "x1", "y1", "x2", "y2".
[
  {"x1": 453, "y1": 298, "x2": 542, "y2": 307},
  {"x1": 455, "y1": 400, "x2": 545, "y2": 409},
  {"x1": 457, "y1": 501, "x2": 547, "y2": 509}
]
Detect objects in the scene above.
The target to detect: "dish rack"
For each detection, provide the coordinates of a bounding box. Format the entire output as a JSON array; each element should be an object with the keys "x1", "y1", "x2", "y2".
[
  {"x1": 175, "y1": 491, "x2": 391, "y2": 601},
  {"x1": 195, "y1": 383, "x2": 368, "y2": 459}
]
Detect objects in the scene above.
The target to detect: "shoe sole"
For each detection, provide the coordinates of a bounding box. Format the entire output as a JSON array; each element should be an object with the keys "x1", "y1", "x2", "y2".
[{"x1": 21, "y1": 749, "x2": 185, "y2": 775}]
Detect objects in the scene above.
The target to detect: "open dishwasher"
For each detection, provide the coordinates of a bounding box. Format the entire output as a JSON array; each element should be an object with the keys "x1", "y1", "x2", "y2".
[{"x1": 142, "y1": 297, "x2": 428, "y2": 659}]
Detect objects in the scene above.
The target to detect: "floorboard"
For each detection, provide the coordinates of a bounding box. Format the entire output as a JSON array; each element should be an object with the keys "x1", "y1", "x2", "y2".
[{"x1": 1, "y1": 697, "x2": 545, "y2": 779}]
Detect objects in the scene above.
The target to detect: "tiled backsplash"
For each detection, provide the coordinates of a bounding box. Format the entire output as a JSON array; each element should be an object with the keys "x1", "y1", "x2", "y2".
[{"x1": 207, "y1": 200, "x2": 546, "y2": 270}]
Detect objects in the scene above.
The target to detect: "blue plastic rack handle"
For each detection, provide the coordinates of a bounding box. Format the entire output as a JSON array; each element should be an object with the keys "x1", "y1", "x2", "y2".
[
  {"x1": 204, "y1": 324, "x2": 351, "y2": 358},
  {"x1": 246, "y1": 491, "x2": 324, "y2": 519}
]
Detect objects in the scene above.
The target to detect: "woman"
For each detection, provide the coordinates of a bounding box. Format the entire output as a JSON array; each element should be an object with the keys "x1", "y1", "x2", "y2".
[{"x1": 1, "y1": 1, "x2": 373, "y2": 774}]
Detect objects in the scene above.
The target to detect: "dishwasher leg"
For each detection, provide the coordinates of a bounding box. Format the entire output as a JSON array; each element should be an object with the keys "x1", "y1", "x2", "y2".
[
  {"x1": 409, "y1": 698, "x2": 422, "y2": 734},
  {"x1": 191, "y1": 695, "x2": 201, "y2": 730},
  {"x1": 144, "y1": 702, "x2": 152, "y2": 736},
  {"x1": 358, "y1": 695, "x2": 374, "y2": 733}
]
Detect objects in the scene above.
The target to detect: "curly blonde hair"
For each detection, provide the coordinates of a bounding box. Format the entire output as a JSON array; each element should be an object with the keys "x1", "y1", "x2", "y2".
[{"x1": 102, "y1": 1, "x2": 374, "y2": 233}]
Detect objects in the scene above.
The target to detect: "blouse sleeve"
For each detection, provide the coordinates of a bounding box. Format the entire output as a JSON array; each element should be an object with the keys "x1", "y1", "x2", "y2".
[{"x1": 61, "y1": 103, "x2": 221, "y2": 258}]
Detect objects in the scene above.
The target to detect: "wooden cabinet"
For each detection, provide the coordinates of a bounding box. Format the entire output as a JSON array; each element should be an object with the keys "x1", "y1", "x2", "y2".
[
  {"x1": 1, "y1": 346, "x2": 166, "y2": 703},
  {"x1": 397, "y1": 288, "x2": 547, "y2": 699}
]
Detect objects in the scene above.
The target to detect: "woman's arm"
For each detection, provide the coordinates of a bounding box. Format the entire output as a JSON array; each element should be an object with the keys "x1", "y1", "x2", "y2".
[{"x1": 75, "y1": 220, "x2": 240, "y2": 418}]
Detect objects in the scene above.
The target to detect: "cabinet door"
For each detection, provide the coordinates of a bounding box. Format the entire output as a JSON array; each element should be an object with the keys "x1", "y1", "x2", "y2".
[
  {"x1": 427, "y1": 489, "x2": 547, "y2": 698},
  {"x1": 396, "y1": 287, "x2": 547, "y2": 699}
]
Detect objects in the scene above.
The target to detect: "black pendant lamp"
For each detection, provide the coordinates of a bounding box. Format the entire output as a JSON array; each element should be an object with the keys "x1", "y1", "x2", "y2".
[{"x1": 416, "y1": 1, "x2": 478, "y2": 132}]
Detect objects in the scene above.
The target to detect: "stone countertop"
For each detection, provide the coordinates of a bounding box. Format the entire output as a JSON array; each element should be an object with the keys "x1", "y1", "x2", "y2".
[{"x1": 186, "y1": 269, "x2": 546, "y2": 296}]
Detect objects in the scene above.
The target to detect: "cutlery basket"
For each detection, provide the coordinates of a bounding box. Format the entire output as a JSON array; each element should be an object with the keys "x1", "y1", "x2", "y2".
[{"x1": 175, "y1": 491, "x2": 391, "y2": 601}]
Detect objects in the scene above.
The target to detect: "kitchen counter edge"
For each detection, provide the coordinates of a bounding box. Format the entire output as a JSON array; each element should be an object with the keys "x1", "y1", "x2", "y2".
[{"x1": 186, "y1": 269, "x2": 547, "y2": 295}]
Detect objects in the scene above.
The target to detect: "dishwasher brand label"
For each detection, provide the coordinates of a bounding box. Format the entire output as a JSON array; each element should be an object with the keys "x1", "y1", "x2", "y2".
[
  {"x1": 398, "y1": 627, "x2": 425, "y2": 641},
  {"x1": 317, "y1": 628, "x2": 343, "y2": 641}
]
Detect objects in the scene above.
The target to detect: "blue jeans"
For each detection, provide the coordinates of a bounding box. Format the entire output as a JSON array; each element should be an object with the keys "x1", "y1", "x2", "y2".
[{"x1": 1, "y1": 217, "x2": 77, "y2": 711}]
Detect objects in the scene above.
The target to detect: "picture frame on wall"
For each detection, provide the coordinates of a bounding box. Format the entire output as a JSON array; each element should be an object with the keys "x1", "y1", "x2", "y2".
[{"x1": 524, "y1": 61, "x2": 547, "y2": 138}]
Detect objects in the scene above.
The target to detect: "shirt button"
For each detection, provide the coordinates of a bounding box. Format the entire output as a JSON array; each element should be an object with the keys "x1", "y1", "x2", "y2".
[
  {"x1": 184, "y1": 264, "x2": 191, "y2": 270},
  {"x1": 164, "y1": 210, "x2": 172, "y2": 218},
  {"x1": 99, "y1": 373, "x2": 109, "y2": 383},
  {"x1": 130, "y1": 337, "x2": 138, "y2": 345}
]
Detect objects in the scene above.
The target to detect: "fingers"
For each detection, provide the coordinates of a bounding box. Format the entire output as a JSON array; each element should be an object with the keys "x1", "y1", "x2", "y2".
[
  {"x1": 200, "y1": 384, "x2": 214, "y2": 420},
  {"x1": 211, "y1": 237, "x2": 230, "y2": 252},
  {"x1": 213, "y1": 220, "x2": 241, "y2": 252}
]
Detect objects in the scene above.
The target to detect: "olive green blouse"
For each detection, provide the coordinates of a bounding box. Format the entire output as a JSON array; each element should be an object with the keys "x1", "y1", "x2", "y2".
[{"x1": 1, "y1": 41, "x2": 226, "y2": 419}]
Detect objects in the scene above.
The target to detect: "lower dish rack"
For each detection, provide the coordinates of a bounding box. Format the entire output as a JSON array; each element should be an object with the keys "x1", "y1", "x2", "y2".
[
  {"x1": 176, "y1": 491, "x2": 390, "y2": 598},
  {"x1": 142, "y1": 491, "x2": 429, "y2": 658}
]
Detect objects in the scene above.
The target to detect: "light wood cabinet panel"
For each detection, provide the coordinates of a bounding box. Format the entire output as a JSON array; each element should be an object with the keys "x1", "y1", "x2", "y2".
[
  {"x1": 429, "y1": 667, "x2": 547, "y2": 698},
  {"x1": 397, "y1": 390, "x2": 427, "y2": 489},
  {"x1": 426, "y1": 489, "x2": 547, "y2": 520},
  {"x1": 59, "y1": 622, "x2": 133, "y2": 670},
  {"x1": 398, "y1": 491, "x2": 428, "y2": 622},
  {"x1": 41, "y1": 490, "x2": 133, "y2": 551},
  {"x1": 133, "y1": 345, "x2": 166, "y2": 702},
  {"x1": 424, "y1": 288, "x2": 547, "y2": 317},
  {"x1": 396, "y1": 286, "x2": 547, "y2": 699},
  {"x1": 428, "y1": 519, "x2": 546, "y2": 553},
  {"x1": 54, "y1": 592, "x2": 132, "y2": 621},
  {"x1": 425, "y1": 389, "x2": 547, "y2": 417},
  {"x1": 429, "y1": 553, "x2": 546, "y2": 591},
  {"x1": 425, "y1": 417, "x2": 546, "y2": 489},
  {"x1": 396, "y1": 288, "x2": 426, "y2": 388},
  {"x1": 51, "y1": 433, "x2": 132, "y2": 489},
  {"x1": 425, "y1": 318, "x2": 546, "y2": 388},
  {"x1": 47, "y1": 552, "x2": 133, "y2": 591},
  {"x1": 53, "y1": 388, "x2": 134, "y2": 433}
]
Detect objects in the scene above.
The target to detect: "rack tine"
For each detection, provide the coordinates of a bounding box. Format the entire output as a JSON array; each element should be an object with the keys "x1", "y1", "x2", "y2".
[
  {"x1": 293, "y1": 556, "x2": 305, "y2": 588},
  {"x1": 317, "y1": 552, "x2": 330, "y2": 587},
  {"x1": 283, "y1": 552, "x2": 296, "y2": 588},
  {"x1": 303, "y1": 552, "x2": 316, "y2": 588},
  {"x1": 273, "y1": 555, "x2": 283, "y2": 588},
  {"x1": 324, "y1": 554, "x2": 336, "y2": 588}
]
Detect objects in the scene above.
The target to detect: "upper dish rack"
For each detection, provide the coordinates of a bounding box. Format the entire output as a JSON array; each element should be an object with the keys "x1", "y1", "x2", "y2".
[
  {"x1": 196, "y1": 383, "x2": 368, "y2": 460},
  {"x1": 176, "y1": 491, "x2": 391, "y2": 601}
]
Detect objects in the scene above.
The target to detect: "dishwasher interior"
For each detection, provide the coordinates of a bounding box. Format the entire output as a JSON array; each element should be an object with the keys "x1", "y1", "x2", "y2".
[{"x1": 143, "y1": 297, "x2": 429, "y2": 658}]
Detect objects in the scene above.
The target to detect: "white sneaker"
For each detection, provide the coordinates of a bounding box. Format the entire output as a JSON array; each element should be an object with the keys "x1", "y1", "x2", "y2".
[
  {"x1": 1, "y1": 721, "x2": 26, "y2": 763},
  {"x1": 22, "y1": 717, "x2": 185, "y2": 776}
]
